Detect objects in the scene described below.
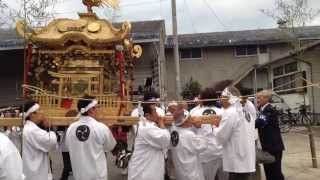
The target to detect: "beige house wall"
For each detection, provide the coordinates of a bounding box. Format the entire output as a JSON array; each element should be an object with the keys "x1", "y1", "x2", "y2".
[
  {"x1": 268, "y1": 43, "x2": 292, "y2": 60},
  {"x1": 165, "y1": 47, "x2": 258, "y2": 98},
  {"x1": 165, "y1": 44, "x2": 290, "y2": 99},
  {"x1": 299, "y1": 46, "x2": 320, "y2": 113},
  {"x1": 239, "y1": 44, "x2": 320, "y2": 113}
]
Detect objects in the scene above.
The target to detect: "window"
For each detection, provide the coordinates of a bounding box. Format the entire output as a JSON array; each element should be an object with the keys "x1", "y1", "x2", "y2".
[
  {"x1": 247, "y1": 45, "x2": 258, "y2": 55},
  {"x1": 235, "y1": 45, "x2": 268, "y2": 57},
  {"x1": 259, "y1": 45, "x2": 268, "y2": 53},
  {"x1": 180, "y1": 48, "x2": 202, "y2": 59},
  {"x1": 235, "y1": 46, "x2": 247, "y2": 56},
  {"x1": 285, "y1": 62, "x2": 298, "y2": 73},
  {"x1": 235, "y1": 45, "x2": 258, "y2": 56},
  {"x1": 273, "y1": 66, "x2": 284, "y2": 76},
  {"x1": 272, "y1": 62, "x2": 305, "y2": 94},
  {"x1": 273, "y1": 62, "x2": 298, "y2": 78},
  {"x1": 273, "y1": 71, "x2": 306, "y2": 94},
  {"x1": 274, "y1": 75, "x2": 294, "y2": 91}
]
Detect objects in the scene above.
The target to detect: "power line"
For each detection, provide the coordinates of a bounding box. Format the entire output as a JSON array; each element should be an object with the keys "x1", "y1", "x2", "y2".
[
  {"x1": 159, "y1": 0, "x2": 163, "y2": 19},
  {"x1": 183, "y1": 0, "x2": 197, "y2": 33},
  {"x1": 121, "y1": 0, "x2": 168, "y2": 7},
  {"x1": 202, "y1": 0, "x2": 227, "y2": 29},
  {"x1": 53, "y1": 0, "x2": 170, "y2": 16}
]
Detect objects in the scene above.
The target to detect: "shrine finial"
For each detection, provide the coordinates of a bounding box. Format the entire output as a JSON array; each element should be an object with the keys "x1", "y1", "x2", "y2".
[{"x1": 82, "y1": 0, "x2": 119, "y2": 13}]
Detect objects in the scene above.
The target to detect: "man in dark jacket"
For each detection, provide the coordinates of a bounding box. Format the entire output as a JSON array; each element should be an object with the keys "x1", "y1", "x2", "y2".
[{"x1": 256, "y1": 90, "x2": 285, "y2": 180}]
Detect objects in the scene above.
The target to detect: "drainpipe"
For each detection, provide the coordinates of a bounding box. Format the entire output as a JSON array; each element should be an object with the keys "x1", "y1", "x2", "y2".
[{"x1": 253, "y1": 64, "x2": 259, "y2": 105}]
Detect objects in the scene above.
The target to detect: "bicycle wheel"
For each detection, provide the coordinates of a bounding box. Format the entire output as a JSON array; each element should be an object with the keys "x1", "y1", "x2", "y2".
[
  {"x1": 279, "y1": 113, "x2": 291, "y2": 133},
  {"x1": 306, "y1": 113, "x2": 316, "y2": 126},
  {"x1": 301, "y1": 114, "x2": 315, "y2": 126}
]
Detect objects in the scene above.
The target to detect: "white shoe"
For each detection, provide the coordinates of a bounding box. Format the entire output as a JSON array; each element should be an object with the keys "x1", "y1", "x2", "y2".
[
  {"x1": 48, "y1": 173, "x2": 53, "y2": 180},
  {"x1": 121, "y1": 168, "x2": 128, "y2": 176}
]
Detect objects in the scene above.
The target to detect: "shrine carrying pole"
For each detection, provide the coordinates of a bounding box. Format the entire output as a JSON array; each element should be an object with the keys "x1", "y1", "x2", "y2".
[{"x1": 0, "y1": 115, "x2": 218, "y2": 127}]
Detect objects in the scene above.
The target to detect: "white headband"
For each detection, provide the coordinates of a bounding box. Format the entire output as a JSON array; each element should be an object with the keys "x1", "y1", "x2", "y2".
[
  {"x1": 146, "y1": 97, "x2": 158, "y2": 102},
  {"x1": 168, "y1": 101, "x2": 178, "y2": 107},
  {"x1": 80, "y1": 100, "x2": 98, "y2": 114},
  {"x1": 25, "y1": 103, "x2": 40, "y2": 118},
  {"x1": 221, "y1": 87, "x2": 239, "y2": 105}
]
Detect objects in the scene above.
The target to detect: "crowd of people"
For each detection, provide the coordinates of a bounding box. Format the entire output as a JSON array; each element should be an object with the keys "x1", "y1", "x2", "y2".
[{"x1": 0, "y1": 80, "x2": 285, "y2": 180}]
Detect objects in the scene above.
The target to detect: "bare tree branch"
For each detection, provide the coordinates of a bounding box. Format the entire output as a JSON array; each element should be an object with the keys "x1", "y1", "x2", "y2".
[
  {"x1": 5, "y1": 0, "x2": 58, "y2": 28},
  {"x1": 261, "y1": 0, "x2": 320, "y2": 28},
  {"x1": 261, "y1": 0, "x2": 320, "y2": 50},
  {"x1": 0, "y1": 0, "x2": 9, "y2": 27}
]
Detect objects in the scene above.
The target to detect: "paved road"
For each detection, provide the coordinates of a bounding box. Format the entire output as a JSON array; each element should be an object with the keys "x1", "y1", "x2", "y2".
[
  {"x1": 51, "y1": 152, "x2": 127, "y2": 180},
  {"x1": 51, "y1": 127, "x2": 320, "y2": 180},
  {"x1": 277, "y1": 127, "x2": 320, "y2": 180}
]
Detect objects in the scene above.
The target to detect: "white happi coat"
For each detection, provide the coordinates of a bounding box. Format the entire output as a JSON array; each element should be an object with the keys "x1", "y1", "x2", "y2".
[
  {"x1": 66, "y1": 116, "x2": 116, "y2": 180},
  {"x1": 129, "y1": 106, "x2": 165, "y2": 150},
  {"x1": 0, "y1": 132, "x2": 24, "y2": 180},
  {"x1": 214, "y1": 105, "x2": 255, "y2": 173},
  {"x1": 191, "y1": 106, "x2": 223, "y2": 163},
  {"x1": 243, "y1": 100, "x2": 257, "y2": 170},
  {"x1": 7, "y1": 127, "x2": 22, "y2": 153},
  {"x1": 244, "y1": 100, "x2": 258, "y2": 140},
  {"x1": 190, "y1": 105, "x2": 202, "y2": 115},
  {"x1": 171, "y1": 127, "x2": 207, "y2": 180},
  {"x1": 128, "y1": 120, "x2": 171, "y2": 180},
  {"x1": 22, "y1": 120, "x2": 57, "y2": 180}
]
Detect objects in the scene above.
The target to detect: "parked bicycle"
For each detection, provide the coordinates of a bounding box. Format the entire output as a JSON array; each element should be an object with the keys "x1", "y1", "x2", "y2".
[
  {"x1": 278, "y1": 104, "x2": 316, "y2": 133},
  {"x1": 278, "y1": 108, "x2": 296, "y2": 133},
  {"x1": 295, "y1": 104, "x2": 315, "y2": 126}
]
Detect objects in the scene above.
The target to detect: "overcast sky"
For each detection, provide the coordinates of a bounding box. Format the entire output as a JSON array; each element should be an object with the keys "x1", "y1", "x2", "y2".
[{"x1": 5, "y1": 0, "x2": 320, "y2": 34}]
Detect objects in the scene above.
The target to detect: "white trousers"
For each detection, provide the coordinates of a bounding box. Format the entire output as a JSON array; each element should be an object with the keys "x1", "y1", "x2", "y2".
[{"x1": 202, "y1": 158, "x2": 228, "y2": 180}]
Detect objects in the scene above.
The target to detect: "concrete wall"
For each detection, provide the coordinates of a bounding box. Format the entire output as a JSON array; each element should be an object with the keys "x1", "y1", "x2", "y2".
[
  {"x1": 299, "y1": 45, "x2": 320, "y2": 113},
  {"x1": 268, "y1": 43, "x2": 292, "y2": 60},
  {"x1": 239, "y1": 69, "x2": 270, "y2": 90},
  {"x1": 165, "y1": 45, "x2": 288, "y2": 99},
  {"x1": 165, "y1": 46, "x2": 261, "y2": 98},
  {"x1": 267, "y1": 48, "x2": 320, "y2": 113},
  {"x1": 164, "y1": 42, "x2": 318, "y2": 111},
  {"x1": 239, "y1": 44, "x2": 320, "y2": 113}
]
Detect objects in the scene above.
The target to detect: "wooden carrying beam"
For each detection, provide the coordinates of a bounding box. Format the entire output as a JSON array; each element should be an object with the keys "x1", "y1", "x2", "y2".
[{"x1": 0, "y1": 115, "x2": 217, "y2": 127}]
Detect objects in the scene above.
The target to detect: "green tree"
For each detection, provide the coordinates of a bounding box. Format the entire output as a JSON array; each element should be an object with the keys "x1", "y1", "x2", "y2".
[{"x1": 181, "y1": 78, "x2": 202, "y2": 100}]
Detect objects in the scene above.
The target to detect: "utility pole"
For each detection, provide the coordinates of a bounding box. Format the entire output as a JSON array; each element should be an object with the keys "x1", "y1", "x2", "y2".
[
  {"x1": 171, "y1": 0, "x2": 181, "y2": 100},
  {"x1": 253, "y1": 64, "x2": 258, "y2": 105}
]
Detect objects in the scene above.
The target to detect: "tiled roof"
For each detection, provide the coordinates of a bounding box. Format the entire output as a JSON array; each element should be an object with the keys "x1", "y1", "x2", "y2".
[
  {"x1": 2, "y1": 21, "x2": 320, "y2": 49},
  {"x1": 166, "y1": 26, "x2": 320, "y2": 48}
]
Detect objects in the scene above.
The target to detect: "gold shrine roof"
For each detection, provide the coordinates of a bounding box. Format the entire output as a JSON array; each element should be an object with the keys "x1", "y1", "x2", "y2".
[{"x1": 16, "y1": 13, "x2": 131, "y2": 48}]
